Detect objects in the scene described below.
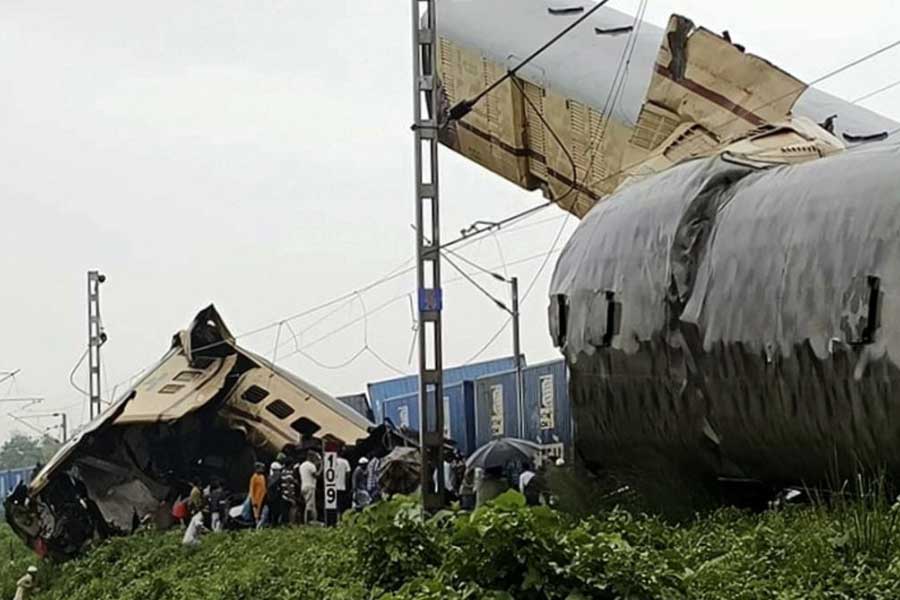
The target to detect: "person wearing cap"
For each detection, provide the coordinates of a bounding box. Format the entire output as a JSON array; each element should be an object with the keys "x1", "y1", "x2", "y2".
[
  {"x1": 352, "y1": 457, "x2": 370, "y2": 509},
  {"x1": 266, "y1": 461, "x2": 285, "y2": 527},
  {"x1": 248, "y1": 462, "x2": 267, "y2": 525},
  {"x1": 269, "y1": 452, "x2": 286, "y2": 478},
  {"x1": 14, "y1": 566, "x2": 38, "y2": 600}
]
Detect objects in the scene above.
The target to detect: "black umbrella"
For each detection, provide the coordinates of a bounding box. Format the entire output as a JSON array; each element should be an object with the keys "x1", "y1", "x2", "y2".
[
  {"x1": 377, "y1": 447, "x2": 421, "y2": 495},
  {"x1": 466, "y1": 437, "x2": 541, "y2": 470}
]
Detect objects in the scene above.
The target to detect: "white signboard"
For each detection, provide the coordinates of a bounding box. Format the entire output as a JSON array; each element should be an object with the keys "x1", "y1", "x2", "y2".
[
  {"x1": 540, "y1": 375, "x2": 555, "y2": 430},
  {"x1": 490, "y1": 384, "x2": 504, "y2": 436},
  {"x1": 323, "y1": 450, "x2": 338, "y2": 510}
]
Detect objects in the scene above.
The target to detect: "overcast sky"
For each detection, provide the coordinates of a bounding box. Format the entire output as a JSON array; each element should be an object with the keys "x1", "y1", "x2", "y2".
[{"x1": 2, "y1": 0, "x2": 899, "y2": 444}]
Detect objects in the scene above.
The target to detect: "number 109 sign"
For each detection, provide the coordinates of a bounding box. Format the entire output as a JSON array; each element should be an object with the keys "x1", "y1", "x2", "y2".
[{"x1": 323, "y1": 443, "x2": 339, "y2": 510}]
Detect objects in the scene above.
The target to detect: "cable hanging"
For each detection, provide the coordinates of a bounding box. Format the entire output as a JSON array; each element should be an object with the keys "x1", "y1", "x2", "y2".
[{"x1": 447, "y1": 0, "x2": 613, "y2": 122}]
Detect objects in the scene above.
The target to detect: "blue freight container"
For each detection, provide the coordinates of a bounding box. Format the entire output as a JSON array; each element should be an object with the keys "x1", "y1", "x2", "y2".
[
  {"x1": 521, "y1": 360, "x2": 571, "y2": 448},
  {"x1": 381, "y1": 381, "x2": 477, "y2": 456},
  {"x1": 0, "y1": 466, "x2": 33, "y2": 500},
  {"x1": 473, "y1": 371, "x2": 519, "y2": 448},
  {"x1": 367, "y1": 356, "x2": 520, "y2": 422},
  {"x1": 473, "y1": 360, "x2": 571, "y2": 457}
]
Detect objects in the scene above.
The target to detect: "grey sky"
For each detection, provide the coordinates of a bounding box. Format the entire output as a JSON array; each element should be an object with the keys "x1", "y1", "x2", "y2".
[{"x1": 2, "y1": 0, "x2": 899, "y2": 443}]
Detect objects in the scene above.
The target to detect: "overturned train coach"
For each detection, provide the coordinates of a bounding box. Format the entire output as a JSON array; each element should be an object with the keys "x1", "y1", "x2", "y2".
[
  {"x1": 5, "y1": 306, "x2": 395, "y2": 558},
  {"x1": 434, "y1": 0, "x2": 900, "y2": 499},
  {"x1": 549, "y1": 140, "x2": 900, "y2": 496}
]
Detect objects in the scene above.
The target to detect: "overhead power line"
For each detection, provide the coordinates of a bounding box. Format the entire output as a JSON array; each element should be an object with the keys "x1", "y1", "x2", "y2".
[
  {"x1": 442, "y1": 251, "x2": 511, "y2": 314},
  {"x1": 448, "y1": 0, "x2": 613, "y2": 122},
  {"x1": 852, "y1": 78, "x2": 900, "y2": 104}
]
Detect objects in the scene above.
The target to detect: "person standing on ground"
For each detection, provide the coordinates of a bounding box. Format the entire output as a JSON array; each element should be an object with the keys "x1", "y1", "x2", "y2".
[
  {"x1": 266, "y1": 462, "x2": 284, "y2": 526},
  {"x1": 476, "y1": 465, "x2": 509, "y2": 507},
  {"x1": 299, "y1": 451, "x2": 320, "y2": 524},
  {"x1": 270, "y1": 452, "x2": 286, "y2": 479},
  {"x1": 189, "y1": 480, "x2": 205, "y2": 514},
  {"x1": 518, "y1": 463, "x2": 540, "y2": 506},
  {"x1": 352, "y1": 457, "x2": 370, "y2": 509},
  {"x1": 335, "y1": 450, "x2": 352, "y2": 515},
  {"x1": 14, "y1": 566, "x2": 38, "y2": 600},
  {"x1": 366, "y1": 454, "x2": 381, "y2": 503},
  {"x1": 208, "y1": 480, "x2": 226, "y2": 532},
  {"x1": 459, "y1": 467, "x2": 476, "y2": 510},
  {"x1": 280, "y1": 457, "x2": 299, "y2": 524},
  {"x1": 248, "y1": 462, "x2": 267, "y2": 526}
]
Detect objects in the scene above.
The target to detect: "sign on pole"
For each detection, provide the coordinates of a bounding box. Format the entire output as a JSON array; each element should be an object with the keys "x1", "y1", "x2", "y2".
[{"x1": 323, "y1": 442, "x2": 339, "y2": 512}]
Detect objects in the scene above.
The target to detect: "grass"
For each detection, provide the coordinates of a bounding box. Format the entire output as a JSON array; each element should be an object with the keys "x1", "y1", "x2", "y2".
[{"x1": 4, "y1": 489, "x2": 900, "y2": 599}]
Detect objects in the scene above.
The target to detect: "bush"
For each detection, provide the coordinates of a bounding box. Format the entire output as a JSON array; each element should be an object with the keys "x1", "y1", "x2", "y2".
[
  {"x1": 343, "y1": 495, "x2": 446, "y2": 591},
  {"x1": 8, "y1": 489, "x2": 900, "y2": 599}
]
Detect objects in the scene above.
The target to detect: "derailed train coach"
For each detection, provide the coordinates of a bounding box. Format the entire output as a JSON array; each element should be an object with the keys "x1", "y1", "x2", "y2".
[
  {"x1": 549, "y1": 140, "x2": 900, "y2": 497},
  {"x1": 5, "y1": 305, "x2": 396, "y2": 558}
]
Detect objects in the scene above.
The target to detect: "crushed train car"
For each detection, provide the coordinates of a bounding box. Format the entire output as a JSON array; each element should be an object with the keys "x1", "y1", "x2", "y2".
[
  {"x1": 4, "y1": 306, "x2": 401, "y2": 558},
  {"x1": 549, "y1": 138, "x2": 900, "y2": 499}
]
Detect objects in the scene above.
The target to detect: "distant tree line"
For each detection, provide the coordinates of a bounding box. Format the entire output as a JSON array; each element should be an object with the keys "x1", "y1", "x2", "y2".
[{"x1": 0, "y1": 433, "x2": 61, "y2": 471}]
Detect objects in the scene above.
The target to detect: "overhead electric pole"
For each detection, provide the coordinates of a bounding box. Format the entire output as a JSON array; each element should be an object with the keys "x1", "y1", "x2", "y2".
[
  {"x1": 412, "y1": 0, "x2": 446, "y2": 510},
  {"x1": 511, "y1": 277, "x2": 525, "y2": 439},
  {"x1": 87, "y1": 270, "x2": 107, "y2": 420},
  {"x1": 55, "y1": 412, "x2": 68, "y2": 443}
]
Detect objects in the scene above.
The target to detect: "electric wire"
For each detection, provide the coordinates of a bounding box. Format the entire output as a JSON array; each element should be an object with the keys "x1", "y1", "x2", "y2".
[
  {"x1": 852, "y1": 78, "x2": 900, "y2": 104},
  {"x1": 441, "y1": 251, "x2": 511, "y2": 314},
  {"x1": 68, "y1": 348, "x2": 89, "y2": 397},
  {"x1": 275, "y1": 247, "x2": 566, "y2": 359},
  {"x1": 447, "y1": 0, "x2": 613, "y2": 122}
]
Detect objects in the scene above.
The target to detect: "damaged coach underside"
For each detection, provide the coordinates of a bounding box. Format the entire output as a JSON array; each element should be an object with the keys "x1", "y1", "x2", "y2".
[
  {"x1": 5, "y1": 305, "x2": 394, "y2": 558},
  {"x1": 549, "y1": 140, "x2": 900, "y2": 506}
]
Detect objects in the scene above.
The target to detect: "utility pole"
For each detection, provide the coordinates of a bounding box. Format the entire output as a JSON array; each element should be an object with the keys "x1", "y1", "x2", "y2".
[
  {"x1": 55, "y1": 412, "x2": 68, "y2": 443},
  {"x1": 87, "y1": 270, "x2": 107, "y2": 420},
  {"x1": 412, "y1": 0, "x2": 445, "y2": 510},
  {"x1": 511, "y1": 277, "x2": 525, "y2": 439}
]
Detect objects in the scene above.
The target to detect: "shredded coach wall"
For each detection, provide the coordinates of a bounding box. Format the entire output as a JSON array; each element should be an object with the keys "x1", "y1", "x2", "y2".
[{"x1": 549, "y1": 141, "x2": 900, "y2": 490}]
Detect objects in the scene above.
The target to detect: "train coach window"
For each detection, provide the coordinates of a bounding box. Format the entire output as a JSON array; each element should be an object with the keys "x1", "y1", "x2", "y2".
[
  {"x1": 291, "y1": 417, "x2": 321, "y2": 437},
  {"x1": 602, "y1": 291, "x2": 622, "y2": 347},
  {"x1": 265, "y1": 399, "x2": 295, "y2": 420},
  {"x1": 550, "y1": 294, "x2": 568, "y2": 347},
  {"x1": 861, "y1": 276, "x2": 882, "y2": 345},
  {"x1": 241, "y1": 385, "x2": 270, "y2": 405},
  {"x1": 159, "y1": 384, "x2": 185, "y2": 394}
]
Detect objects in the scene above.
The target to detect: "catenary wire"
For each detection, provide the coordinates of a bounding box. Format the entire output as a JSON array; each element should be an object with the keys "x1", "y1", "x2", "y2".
[
  {"x1": 852, "y1": 78, "x2": 900, "y2": 104},
  {"x1": 441, "y1": 251, "x2": 511, "y2": 314},
  {"x1": 447, "y1": 0, "x2": 613, "y2": 122}
]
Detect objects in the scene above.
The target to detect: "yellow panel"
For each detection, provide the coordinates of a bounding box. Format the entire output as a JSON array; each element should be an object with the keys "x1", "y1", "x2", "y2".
[
  {"x1": 224, "y1": 368, "x2": 371, "y2": 451},
  {"x1": 115, "y1": 353, "x2": 237, "y2": 424}
]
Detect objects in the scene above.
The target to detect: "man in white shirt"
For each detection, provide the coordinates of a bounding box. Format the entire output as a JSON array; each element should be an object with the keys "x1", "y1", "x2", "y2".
[
  {"x1": 182, "y1": 510, "x2": 208, "y2": 547},
  {"x1": 298, "y1": 452, "x2": 320, "y2": 524},
  {"x1": 334, "y1": 451, "x2": 352, "y2": 515}
]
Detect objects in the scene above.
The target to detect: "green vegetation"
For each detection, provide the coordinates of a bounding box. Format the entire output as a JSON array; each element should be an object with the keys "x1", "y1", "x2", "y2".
[
  {"x1": 0, "y1": 433, "x2": 61, "y2": 471},
  {"x1": 5, "y1": 490, "x2": 900, "y2": 599}
]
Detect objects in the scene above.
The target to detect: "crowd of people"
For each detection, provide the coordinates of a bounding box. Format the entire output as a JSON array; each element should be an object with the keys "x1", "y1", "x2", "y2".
[
  {"x1": 453, "y1": 455, "x2": 564, "y2": 509},
  {"x1": 174, "y1": 447, "x2": 389, "y2": 547},
  {"x1": 146, "y1": 445, "x2": 564, "y2": 550}
]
